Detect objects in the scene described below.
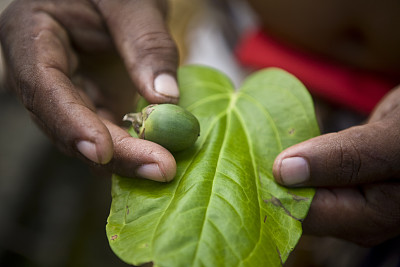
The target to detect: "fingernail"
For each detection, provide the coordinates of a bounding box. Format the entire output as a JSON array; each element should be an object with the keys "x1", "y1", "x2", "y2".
[
  {"x1": 154, "y1": 74, "x2": 179, "y2": 99},
  {"x1": 136, "y1": 163, "x2": 166, "y2": 182},
  {"x1": 77, "y1": 140, "x2": 101, "y2": 164},
  {"x1": 280, "y1": 157, "x2": 310, "y2": 186}
]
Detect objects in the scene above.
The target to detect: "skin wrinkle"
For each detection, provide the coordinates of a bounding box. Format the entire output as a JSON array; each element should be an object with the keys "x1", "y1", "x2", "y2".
[
  {"x1": 363, "y1": 203, "x2": 397, "y2": 245},
  {"x1": 338, "y1": 135, "x2": 345, "y2": 185},
  {"x1": 141, "y1": 42, "x2": 177, "y2": 58},
  {"x1": 30, "y1": 13, "x2": 70, "y2": 58},
  {"x1": 361, "y1": 123, "x2": 400, "y2": 178},
  {"x1": 16, "y1": 66, "x2": 39, "y2": 113},
  {"x1": 324, "y1": 132, "x2": 346, "y2": 186},
  {"x1": 31, "y1": 17, "x2": 79, "y2": 76},
  {"x1": 128, "y1": 31, "x2": 178, "y2": 67},
  {"x1": 112, "y1": 134, "x2": 134, "y2": 153},
  {"x1": 348, "y1": 136, "x2": 362, "y2": 185},
  {"x1": 328, "y1": 129, "x2": 378, "y2": 186},
  {"x1": 338, "y1": 134, "x2": 358, "y2": 185}
]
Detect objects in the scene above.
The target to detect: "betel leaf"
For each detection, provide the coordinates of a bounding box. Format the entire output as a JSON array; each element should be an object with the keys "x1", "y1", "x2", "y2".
[{"x1": 107, "y1": 65, "x2": 320, "y2": 267}]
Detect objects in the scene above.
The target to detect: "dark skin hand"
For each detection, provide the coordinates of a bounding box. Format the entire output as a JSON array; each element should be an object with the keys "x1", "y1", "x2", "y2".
[
  {"x1": 273, "y1": 87, "x2": 400, "y2": 246},
  {"x1": 245, "y1": 0, "x2": 400, "y2": 247},
  {"x1": 0, "y1": 0, "x2": 178, "y2": 182}
]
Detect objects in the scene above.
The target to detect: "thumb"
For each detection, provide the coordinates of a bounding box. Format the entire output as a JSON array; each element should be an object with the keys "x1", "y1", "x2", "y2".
[
  {"x1": 273, "y1": 121, "x2": 400, "y2": 187},
  {"x1": 93, "y1": 0, "x2": 179, "y2": 104}
]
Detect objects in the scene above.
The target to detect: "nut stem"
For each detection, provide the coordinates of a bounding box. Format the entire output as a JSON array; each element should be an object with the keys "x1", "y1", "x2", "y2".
[{"x1": 123, "y1": 112, "x2": 143, "y2": 134}]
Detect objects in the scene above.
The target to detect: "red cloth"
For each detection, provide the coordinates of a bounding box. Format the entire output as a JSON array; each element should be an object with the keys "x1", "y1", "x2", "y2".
[{"x1": 236, "y1": 30, "x2": 398, "y2": 114}]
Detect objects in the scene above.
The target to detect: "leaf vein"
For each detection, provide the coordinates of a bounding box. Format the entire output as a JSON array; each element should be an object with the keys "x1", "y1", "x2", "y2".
[
  {"x1": 236, "y1": 92, "x2": 283, "y2": 151},
  {"x1": 232, "y1": 108, "x2": 263, "y2": 263},
  {"x1": 207, "y1": 217, "x2": 241, "y2": 261},
  {"x1": 191, "y1": 94, "x2": 237, "y2": 264},
  {"x1": 186, "y1": 93, "x2": 231, "y2": 112},
  {"x1": 148, "y1": 108, "x2": 230, "y2": 258}
]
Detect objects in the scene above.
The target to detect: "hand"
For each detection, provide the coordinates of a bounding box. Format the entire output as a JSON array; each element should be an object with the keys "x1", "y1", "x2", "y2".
[
  {"x1": 273, "y1": 86, "x2": 400, "y2": 246},
  {"x1": 0, "y1": 0, "x2": 179, "y2": 181}
]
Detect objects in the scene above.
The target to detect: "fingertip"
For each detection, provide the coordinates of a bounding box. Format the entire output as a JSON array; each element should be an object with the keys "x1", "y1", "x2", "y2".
[
  {"x1": 139, "y1": 73, "x2": 180, "y2": 105},
  {"x1": 136, "y1": 146, "x2": 176, "y2": 182},
  {"x1": 76, "y1": 139, "x2": 113, "y2": 165},
  {"x1": 75, "y1": 117, "x2": 114, "y2": 165},
  {"x1": 272, "y1": 155, "x2": 283, "y2": 184},
  {"x1": 153, "y1": 73, "x2": 180, "y2": 103},
  {"x1": 96, "y1": 140, "x2": 114, "y2": 164},
  {"x1": 136, "y1": 163, "x2": 166, "y2": 182},
  {"x1": 273, "y1": 150, "x2": 311, "y2": 187},
  {"x1": 136, "y1": 158, "x2": 176, "y2": 183},
  {"x1": 102, "y1": 120, "x2": 177, "y2": 181},
  {"x1": 280, "y1": 157, "x2": 310, "y2": 186},
  {"x1": 76, "y1": 140, "x2": 99, "y2": 163},
  {"x1": 157, "y1": 153, "x2": 177, "y2": 182}
]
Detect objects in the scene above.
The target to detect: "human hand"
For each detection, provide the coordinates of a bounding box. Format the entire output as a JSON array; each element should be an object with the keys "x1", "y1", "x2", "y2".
[
  {"x1": 273, "y1": 86, "x2": 400, "y2": 246},
  {"x1": 0, "y1": 0, "x2": 179, "y2": 181}
]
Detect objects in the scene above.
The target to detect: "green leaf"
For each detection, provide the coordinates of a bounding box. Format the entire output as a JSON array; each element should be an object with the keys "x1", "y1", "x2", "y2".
[{"x1": 107, "y1": 65, "x2": 320, "y2": 267}]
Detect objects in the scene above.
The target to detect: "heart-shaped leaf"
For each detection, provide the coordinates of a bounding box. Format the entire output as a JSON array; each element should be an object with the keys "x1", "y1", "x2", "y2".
[{"x1": 107, "y1": 65, "x2": 319, "y2": 266}]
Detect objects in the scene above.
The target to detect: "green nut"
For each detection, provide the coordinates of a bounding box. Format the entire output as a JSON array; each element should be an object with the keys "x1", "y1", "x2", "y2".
[{"x1": 123, "y1": 104, "x2": 200, "y2": 152}]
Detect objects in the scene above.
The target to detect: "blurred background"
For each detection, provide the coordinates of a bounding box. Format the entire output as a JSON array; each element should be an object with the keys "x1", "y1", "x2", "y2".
[{"x1": 0, "y1": 0, "x2": 399, "y2": 267}]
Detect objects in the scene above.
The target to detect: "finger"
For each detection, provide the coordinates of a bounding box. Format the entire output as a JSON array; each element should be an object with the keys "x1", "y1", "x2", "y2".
[
  {"x1": 1, "y1": 6, "x2": 113, "y2": 164},
  {"x1": 100, "y1": 120, "x2": 176, "y2": 182},
  {"x1": 272, "y1": 121, "x2": 400, "y2": 187},
  {"x1": 92, "y1": 0, "x2": 180, "y2": 104},
  {"x1": 369, "y1": 85, "x2": 400, "y2": 123},
  {"x1": 303, "y1": 183, "x2": 400, "y2": 246}
]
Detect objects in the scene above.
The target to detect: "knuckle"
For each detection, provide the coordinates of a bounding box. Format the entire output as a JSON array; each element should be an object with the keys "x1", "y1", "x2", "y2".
[
  {"x1": 133, "y1": 31, "x2": 178, "y2": 61},
  {"x1": 1, "y1": 8, "x2": 68, "y2": 112},
  {"x1": 16, "y1": 66, "x2": 39, "y2": 113},
  {"x1": 113, "y1": 134, "x2": 133, "y2": 151},
  {"x1": 333, "y1": 134, "x2": 362, "y2": 185},
  {"x1": 366, "y1": 185, "x2": 400, "y2": 227},
  {"x1": 30, "y1": 12, "x2": 69, "y2": 47},
  {"x1": 354, "y1": 185, "x2": 400, "y2": 246}
]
